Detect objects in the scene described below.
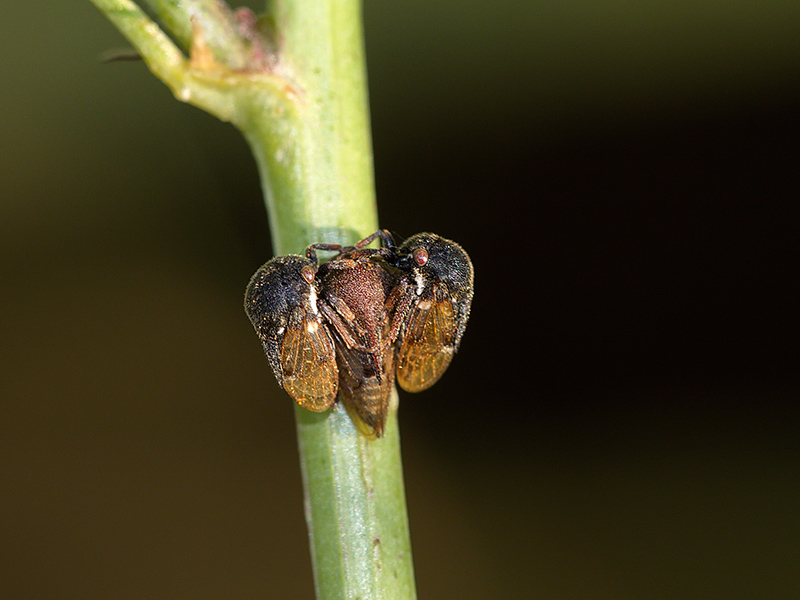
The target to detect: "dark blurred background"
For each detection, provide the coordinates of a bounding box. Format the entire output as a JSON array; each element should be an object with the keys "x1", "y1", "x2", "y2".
[{"x1": 2, "y1": 1, "x2": 799, "y2": 598}]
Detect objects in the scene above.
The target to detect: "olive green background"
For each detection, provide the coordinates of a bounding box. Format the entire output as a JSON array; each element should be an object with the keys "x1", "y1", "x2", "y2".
[{"x1": 2, "y1": 1, "x2": 799, "y2": 598}]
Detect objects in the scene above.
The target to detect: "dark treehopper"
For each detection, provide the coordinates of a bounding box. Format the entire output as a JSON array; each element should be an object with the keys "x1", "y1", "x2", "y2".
[
  {"x1": 243, "y1": 254, "x2": 338, "y2": 412},
  {"x1": 307, "y1": 232, "x2": 398, "y2": 436},
  {"x1": 383, "y1": 232, "x2": 475, "y2": 393},
  {"x1": 244, "y1": 231, "x2": 473, "y2": 437}
]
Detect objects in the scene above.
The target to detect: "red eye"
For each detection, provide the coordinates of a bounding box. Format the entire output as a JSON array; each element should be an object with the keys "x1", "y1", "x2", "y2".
[
  {"x1": 301, "y1": 265, "x2": 315, "y2": 283},
  {"x1": 413, "y1": 248, "x2": 428, "y2": 266}
]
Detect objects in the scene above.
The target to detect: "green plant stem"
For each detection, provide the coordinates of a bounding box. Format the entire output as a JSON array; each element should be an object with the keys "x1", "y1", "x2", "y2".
[{"x1": 90, "y1": 1, "x2": 416, "y2": 598}]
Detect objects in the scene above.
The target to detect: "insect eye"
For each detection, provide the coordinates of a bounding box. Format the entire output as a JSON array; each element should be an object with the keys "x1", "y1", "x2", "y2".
[
  {"x1": 412, "y1": 248, "x2": 429, "y2": 266},
  {"x1": 301, "y1": 265, "x2": 315, "y2": 284}
]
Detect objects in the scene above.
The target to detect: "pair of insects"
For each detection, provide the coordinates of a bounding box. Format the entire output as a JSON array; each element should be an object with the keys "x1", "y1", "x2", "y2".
[{"x1": 244, "y1": 230, "x2": 474, "y2": 437}]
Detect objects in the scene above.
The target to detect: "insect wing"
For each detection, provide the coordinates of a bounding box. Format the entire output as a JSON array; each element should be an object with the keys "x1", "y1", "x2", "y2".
[
  {"x1": 396, "y1": 287, "x2": 456, "y2": 392},
  {"x1": 336, "y1": 344, "x2": 396, "y2": 437},
  {"x1": 280, "y1": 315, "x2": 338, "y2": 411}
]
